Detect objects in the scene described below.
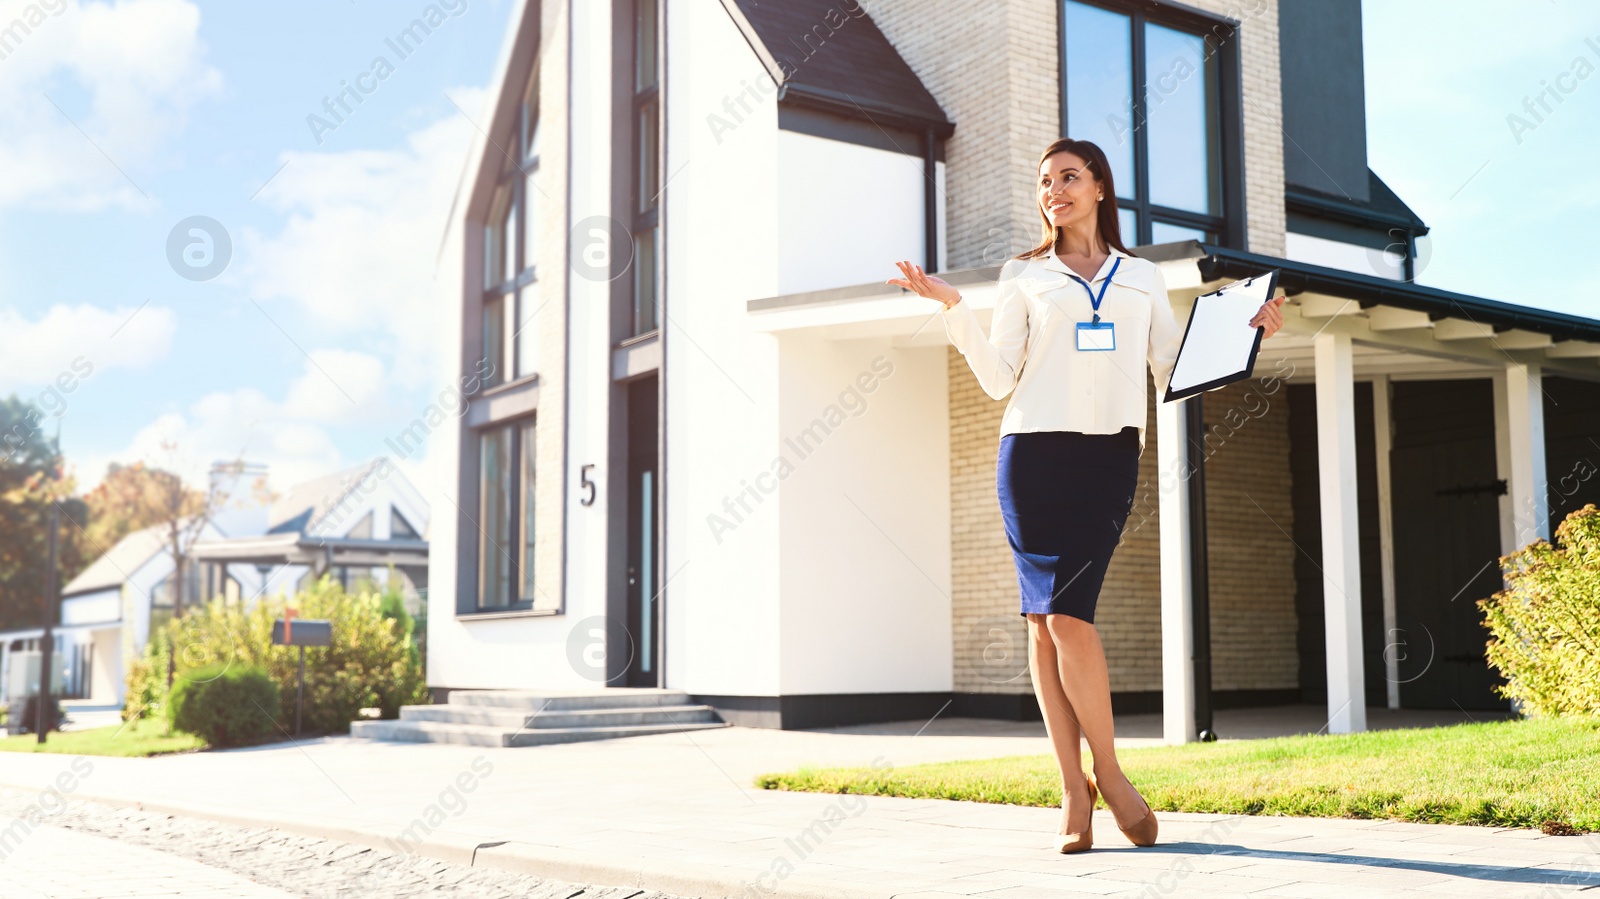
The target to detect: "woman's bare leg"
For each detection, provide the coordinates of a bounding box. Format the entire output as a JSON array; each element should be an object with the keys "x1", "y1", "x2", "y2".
[
  {"x1": 1026, "y1": 613, "x2": 1092, "y2": 834},
  {"x1": 1045, "y1": 613, "x2": 1148, "y2": 829}
]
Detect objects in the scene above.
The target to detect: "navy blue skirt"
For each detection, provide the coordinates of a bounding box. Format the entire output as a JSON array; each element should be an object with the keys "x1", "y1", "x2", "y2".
[{"x1": 997, "y1": 427, "x2": 1140, "y2": 623}]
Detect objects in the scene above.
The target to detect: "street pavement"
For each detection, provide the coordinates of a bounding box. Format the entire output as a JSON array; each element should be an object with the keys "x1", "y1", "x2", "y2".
[
  {"x1": 0, "y1": 705, "x2": 1592, "y2": 898},
  {"x1": 0, "y1": 787, "x2": 683, "y2": 899}
]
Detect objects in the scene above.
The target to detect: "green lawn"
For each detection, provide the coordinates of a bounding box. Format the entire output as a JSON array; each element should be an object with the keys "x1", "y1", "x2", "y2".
[
  {"x1": 756, "y1": 717, "x2": 1600, "y2": 834},
  {"x1": 0, "y1": 719, "x2": 207, "y2": 758}
]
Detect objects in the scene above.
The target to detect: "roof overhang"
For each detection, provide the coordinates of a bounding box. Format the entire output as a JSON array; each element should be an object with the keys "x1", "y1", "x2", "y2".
[
  {"x1": 188, "y1": 534, "x2": 429, "y2": 568},
  {"x1": 746, "y1": 241, "x2": 1600, "y2": 384}
]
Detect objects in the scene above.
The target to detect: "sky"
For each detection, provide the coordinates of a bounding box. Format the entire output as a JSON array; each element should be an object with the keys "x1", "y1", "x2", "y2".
[{"x1": 1, "y1": 0, "x2": 1596, "y2": 512}]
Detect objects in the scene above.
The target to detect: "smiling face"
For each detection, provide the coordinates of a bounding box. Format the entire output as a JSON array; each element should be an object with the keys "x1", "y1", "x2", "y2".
[{"x1": 1038, "y1": 150, "x2": 1102, "y2": 239}]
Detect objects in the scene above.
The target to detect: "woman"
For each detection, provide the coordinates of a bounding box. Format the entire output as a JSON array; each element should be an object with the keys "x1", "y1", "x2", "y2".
[{"x1": 888, "y1": 138, "x2": 1284, "y2": 854}]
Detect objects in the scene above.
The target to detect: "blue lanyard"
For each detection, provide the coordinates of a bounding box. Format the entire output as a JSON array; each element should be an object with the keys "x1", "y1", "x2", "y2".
[{"x1": 1072, "y1": 257, "x2": 1120, "y2": 324}]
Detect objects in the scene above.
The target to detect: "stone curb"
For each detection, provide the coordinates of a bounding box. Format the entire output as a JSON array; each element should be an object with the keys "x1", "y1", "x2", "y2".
[{"x1": 0, "y1": 779, "x2": 890, "y2": 899}]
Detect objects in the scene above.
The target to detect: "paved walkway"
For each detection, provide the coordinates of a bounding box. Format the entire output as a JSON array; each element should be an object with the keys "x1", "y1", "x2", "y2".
[
  {"x1": 0, "y1": 705, "x2": 1589, "y2": 898},
  {"x1": 1, "y1": 823, "x2": 299, "y2": 898},
  {"x1": 0, "y1": 787, "x2": 682, "y2": 899}
]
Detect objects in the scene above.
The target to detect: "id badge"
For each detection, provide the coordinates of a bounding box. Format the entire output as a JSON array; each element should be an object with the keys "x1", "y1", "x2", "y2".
[{"x1": 1076, "y1": 320, "x2": 1116, "y2": 351}]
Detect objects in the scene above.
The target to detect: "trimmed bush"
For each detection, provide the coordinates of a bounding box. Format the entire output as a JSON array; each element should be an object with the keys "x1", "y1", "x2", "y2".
[
  {"x1": 167, "y1": 664, "x2": 281, "y2": 748},
  {"x1": 1480, "y1": 503, "x2": 1600, "y2": 717},
  {"x1": 125, "y1": 577, "x2": 428, "y2": 734},
  {"x1": 122, "y1": 636, "x2": 172, "y2": 722}
]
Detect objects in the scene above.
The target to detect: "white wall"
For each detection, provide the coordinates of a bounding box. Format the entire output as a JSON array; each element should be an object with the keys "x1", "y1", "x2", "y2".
[
  {"x1": 60, "y1": 590, "x2": 119, "y2": 627},
  {"x1": 90, "y1": 627, "x2": 121, "y2": 704},
  {"x1": 425, "y1": 0, "x2": 956, "y2": 698},
  {"x1": 664, "y1": 0, "x2": 786, "y2": 696},
  {"x1": 427, "y1": 0, "x2": 607, "y2": 691},
  {"x1": 1285, "y1": 230, "x2": 1406, "y2": 281},
  {"x1": 777, "y1": 132, "x2": 946, "y2": 294},
  {"x1": 775, "y1": 335, "x2": 952, "y2": 695},
  {"x1": 666, "y1": 4, "x2": 954, "y2": 698}
]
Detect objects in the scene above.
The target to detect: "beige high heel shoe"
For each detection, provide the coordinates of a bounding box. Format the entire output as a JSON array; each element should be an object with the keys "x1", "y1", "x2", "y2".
[
  {"x1": 1088, "y1": 772, "x2": 1158, "y2": 847},
  {"x1": 1055, "y1": 776, "x2": 1097, "y2": 854}
]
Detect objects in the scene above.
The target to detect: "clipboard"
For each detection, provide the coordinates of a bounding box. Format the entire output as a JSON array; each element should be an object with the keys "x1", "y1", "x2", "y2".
[{"x1": 1161, "y1": 270, "x2": 1280, "y2": 403}]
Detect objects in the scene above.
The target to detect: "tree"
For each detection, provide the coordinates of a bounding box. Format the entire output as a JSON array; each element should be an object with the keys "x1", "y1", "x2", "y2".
[
  {"x1": 80, "y1": 462, "x2": 192, "y2": 565},
  {"x1": 0, "y1": 396, "x2": 86, "y2": 633}
]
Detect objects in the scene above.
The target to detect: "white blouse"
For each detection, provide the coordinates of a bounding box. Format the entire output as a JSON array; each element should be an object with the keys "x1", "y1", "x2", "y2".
[{"x1": 939, "y1": 247, "x2": 1184, "y2": 456}]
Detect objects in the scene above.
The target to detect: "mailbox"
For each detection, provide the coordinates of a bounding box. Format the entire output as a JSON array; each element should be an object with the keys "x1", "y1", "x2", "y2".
[
  {"x1": 272, "y1": 619, "x2": 331, "y2": 647},
  {"x1": 272, "y1": 617, "x2": 332, "y2": 735}
]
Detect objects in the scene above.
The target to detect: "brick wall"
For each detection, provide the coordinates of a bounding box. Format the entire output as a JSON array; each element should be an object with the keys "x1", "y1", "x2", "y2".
[
  {"x1": 870, "y1": 0, "x2": 1296, "y2": 699},
  {"x1": 948, "y1": 357, "x2": 1298, "y2": 696},
  {"x1": 861, "y1": 0, "x2": 1286, "y2": 263}
]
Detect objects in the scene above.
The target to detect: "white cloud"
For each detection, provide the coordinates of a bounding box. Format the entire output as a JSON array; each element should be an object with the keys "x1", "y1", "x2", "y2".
[
  {"x1": 281, "y1": 348, "x2": 390, "y2": 424},
  {"x1": 240, "y1": 88, "x2": 484, "y2": 378},
  {"x1": 71, "y1": 349, "x2": 393, "y2": 494},
  {"x1": 70, "y1": 342, "x2": 439, "y2": 507},
  {"x1": 73, "y1": 390, "x2": 333, "y2": 493},
  {"x1": 0, "y1": 0, "x2": 222, "y2": 210},
  {"x1": 0, "y1": 301, "x2": 176, "y2": 387}
]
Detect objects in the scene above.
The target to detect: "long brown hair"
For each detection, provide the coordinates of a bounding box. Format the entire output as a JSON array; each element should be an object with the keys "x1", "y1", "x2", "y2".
[{"x1": 1016, "y1": 138, "x2": 1135, "y2": 261}]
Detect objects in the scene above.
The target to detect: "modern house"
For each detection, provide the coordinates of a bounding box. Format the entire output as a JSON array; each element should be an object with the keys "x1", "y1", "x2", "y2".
[
  {"x1": 419, "y1": 0, "x2": 1600, "y2": 743},
  {"x1": 0, "y1": 518, "x2": 247, "y2": 707},
  {"x1": 0, "y1": 458, "x2": 430, "y2": 706},
  {"x1": 189, "y1": 458, "x2": 432, "y2": 614}
]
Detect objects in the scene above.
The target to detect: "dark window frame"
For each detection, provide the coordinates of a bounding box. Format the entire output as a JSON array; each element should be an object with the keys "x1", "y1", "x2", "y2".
[
  {"x1": 1059, "y1": 0, "x2": 1248, "y2": 249},
  {"x1": 457, "y1": 5, "x2": 553, "y2": 619},
  {"x1": 474, "y1": 413, "x2": 539, "y2": 612},
  {"x1": 617, "y1": 0, "x2": 663, "y2": 339},
  {"x1": 483, "y1": 65, "x2": 544, "y2": 388}
]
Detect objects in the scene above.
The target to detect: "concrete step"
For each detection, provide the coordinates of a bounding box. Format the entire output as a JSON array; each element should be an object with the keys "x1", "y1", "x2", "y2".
[
  {"x1": 351, "y1": 719, "x2": 512, "y2": 747},
  {"x1": 351, "y1": 717, "x2": 730, "y2": 748},
  {"x1": 400, "y1": 703, "x2": 722, "y2": 729},
  {"x1": 445, "y1": 688, "x2": 693, "y2": 712}
]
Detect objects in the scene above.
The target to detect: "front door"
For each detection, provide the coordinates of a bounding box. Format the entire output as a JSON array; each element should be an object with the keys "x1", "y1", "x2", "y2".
[
  {"x1": 1389, "y1": 381, "x2": 1510, "y2": 710},
  {"x1": 624, "y1": 375, "x2": 662, "y2": 687}
]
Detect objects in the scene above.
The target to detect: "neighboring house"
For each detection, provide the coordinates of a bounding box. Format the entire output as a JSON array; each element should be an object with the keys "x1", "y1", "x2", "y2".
[
  {"x1": 0, "y1": 519, "x2": 256, "y2": 707},
  {"x1": 0, "y1": 459, "x2": 431, "y2": 707},
  {"x1": 216, "y1": 458, "x2": 433, "y2": 608},
  {"x1": 423, "y1": 0, "x2": 1600, "y2": 742}
]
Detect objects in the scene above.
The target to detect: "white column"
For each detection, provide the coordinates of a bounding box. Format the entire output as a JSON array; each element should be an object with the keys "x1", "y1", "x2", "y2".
[
  {"x1": 1157, "y1": 396, "x2": 1195, "y2": 745},
  {"x1": 1314, "y1": 332, "x2": 1366, "y2": 733},
  {"x1": 1371, "y1": 375, "x2": 1400, "y2": 709},
  {"x1": 1497, "y1": 362, "x2": 1549, "y2": 553}
]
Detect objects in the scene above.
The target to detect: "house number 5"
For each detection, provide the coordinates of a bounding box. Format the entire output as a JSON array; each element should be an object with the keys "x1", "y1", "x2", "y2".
[{"x1": 580, "y1": 464, "x2": 597, "y2": 506}]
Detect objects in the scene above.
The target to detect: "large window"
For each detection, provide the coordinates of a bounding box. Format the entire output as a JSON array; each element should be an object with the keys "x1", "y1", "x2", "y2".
[
  {"x1": 1062, "y1": 0, "x2": 1236, "y2": 246},
  {"x1": 629, "y1": 0, "x2": 661, "y2": 335},
  {"x1": 482, "y1": 67, "x2": 544, "y2": 387},
  {"x1": 477, "y1": 417, "x2": 538, "y2": 610}
]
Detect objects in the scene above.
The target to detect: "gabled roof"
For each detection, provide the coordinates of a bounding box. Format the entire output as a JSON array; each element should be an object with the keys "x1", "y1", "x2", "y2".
[
  {"x1": 62, "y1": 522, "x2": 174, "y2": 597},
  {"x1": 720, "y1": 0, "x2": 953, "y2": 136},
  {"x1": 267, "y1": 459, "x2": 385, "y2": 536}
]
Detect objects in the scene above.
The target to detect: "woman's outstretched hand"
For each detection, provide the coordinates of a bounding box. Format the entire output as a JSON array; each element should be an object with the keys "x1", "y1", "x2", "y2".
[
  {"x1": 1249, "y1": 294, "x2": 1287, "y2": 339},
  {"x1": 888, "y1": 261, "x2": 961, "y2": 310}
]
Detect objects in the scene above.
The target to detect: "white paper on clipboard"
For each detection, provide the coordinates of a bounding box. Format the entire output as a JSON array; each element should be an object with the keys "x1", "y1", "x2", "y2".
[{"x1": 1162, "y1": 270, "x2": 1279, "y2": 403}]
